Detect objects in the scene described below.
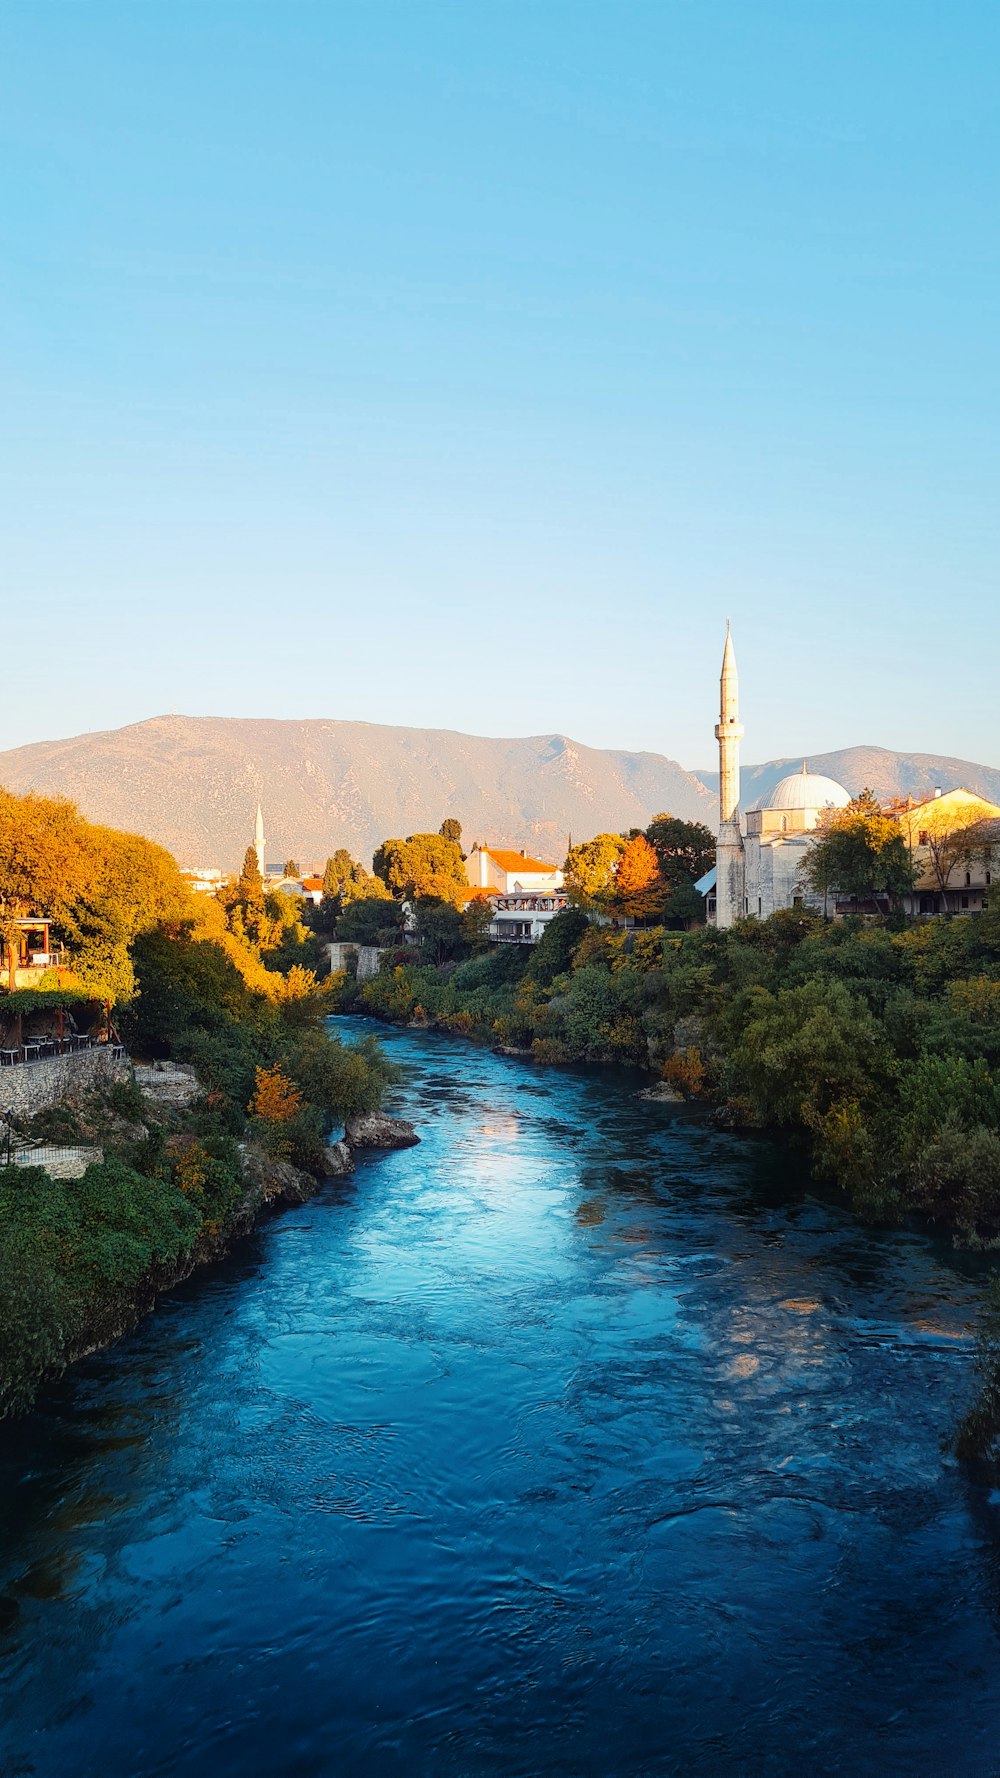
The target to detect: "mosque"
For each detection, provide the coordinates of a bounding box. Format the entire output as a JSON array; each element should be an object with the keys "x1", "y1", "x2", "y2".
[{"x1": 702, "y1": 625, "x2": 852, "y2": 926}]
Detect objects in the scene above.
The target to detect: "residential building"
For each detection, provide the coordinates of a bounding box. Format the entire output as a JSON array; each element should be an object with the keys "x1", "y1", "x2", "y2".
[
  {"x1": 892, "y1": 790, "x2": 1000, "y2": 915},
  {"x1": 180, "y1": 868, "x2": 228, "y2": 896},
  {"x1": 467, "y1": 844, "x2": 568, "y2": 944}
]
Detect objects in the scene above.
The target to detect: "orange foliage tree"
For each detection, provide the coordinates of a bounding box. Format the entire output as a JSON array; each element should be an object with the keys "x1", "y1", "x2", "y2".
[
  {"x1": 615, "y1": 835, "x2": 660, "y2": 900},
  {"x1": 250, "y1": 1064, "x2": 304, "y2": 1124}
]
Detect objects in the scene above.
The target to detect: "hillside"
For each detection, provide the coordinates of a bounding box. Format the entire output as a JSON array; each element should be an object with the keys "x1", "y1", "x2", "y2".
[
  {"x1": 694, "y1": 746, "x2": 1000, "y2": 811},
  {"x1": 0, "y1": 716, "x2": 713, "y2": 870}
]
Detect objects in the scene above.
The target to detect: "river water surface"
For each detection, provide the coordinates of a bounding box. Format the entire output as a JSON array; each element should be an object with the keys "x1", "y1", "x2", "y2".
[{"x1": 2, "y1": 1019, "x2": 1000, "y2": 1775}]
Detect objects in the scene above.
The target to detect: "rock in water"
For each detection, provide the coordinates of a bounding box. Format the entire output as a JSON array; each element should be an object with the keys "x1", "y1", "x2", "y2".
[
  {"x1": 318, "y1": 1140, "x2": 354, "y2": 1177},
  {"x1": 241, "y1": 1145, "x2": 319, "y2": 1205},
  {"x1": 344, "y1": 1111, "x2": 419, "y2": 1149}
]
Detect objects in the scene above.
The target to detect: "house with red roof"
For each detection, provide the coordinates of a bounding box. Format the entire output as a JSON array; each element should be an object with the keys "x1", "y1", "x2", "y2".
[{"x1": 467, "y1": 845, "x2": 567, "y2": 945}]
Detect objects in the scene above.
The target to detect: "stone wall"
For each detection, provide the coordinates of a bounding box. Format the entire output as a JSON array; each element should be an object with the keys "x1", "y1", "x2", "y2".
[
  {"x1": 0, "y1": 1046, "x2": 130, "y2": 1119},
  {"x1": 327, "y1": 942, "x2": 386, "y2": 981}
]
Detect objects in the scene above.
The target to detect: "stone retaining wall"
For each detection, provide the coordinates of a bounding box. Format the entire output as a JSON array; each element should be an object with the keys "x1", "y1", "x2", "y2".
[{"x1": 0, "y1": 1047, "x2": 130, "y2": 1119}]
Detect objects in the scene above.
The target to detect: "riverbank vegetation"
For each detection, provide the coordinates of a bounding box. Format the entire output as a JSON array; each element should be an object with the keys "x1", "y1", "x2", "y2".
[
  {"x1": 342, "y1": 904, "x2": 1000, "y2": 1246},
  {"x1": 0, "y1": 790, "x2": 393, "y2": 1420}
]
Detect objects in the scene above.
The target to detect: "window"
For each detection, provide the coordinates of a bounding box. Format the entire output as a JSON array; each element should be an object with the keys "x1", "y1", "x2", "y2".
[
  {"x1": 961, "y1": 896, "x2": 969, "y2": 909},
  {"x1": 919, "y1": 830, "x2": 929, "y2": 845},
  {"x1": 987, "y1": 871, "x2": 992, "y2": 886},
  {"x1": 758, "y1": 897, "x2": 762, "y2": 915},
  {"x1": 965, "y1": 871, "x2": 971, "y2": 887}
]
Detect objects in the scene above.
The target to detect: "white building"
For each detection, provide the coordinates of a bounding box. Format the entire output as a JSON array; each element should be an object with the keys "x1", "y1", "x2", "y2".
[
  {"x1": 467, "y1": 845, "x2": 568, "y2": 945},
  {"x1": 180, "y1": 868, "x2": 229, "y2": 897},
  {"x1": 703, "y1": 627, "x2": 852, "y2": 924}
]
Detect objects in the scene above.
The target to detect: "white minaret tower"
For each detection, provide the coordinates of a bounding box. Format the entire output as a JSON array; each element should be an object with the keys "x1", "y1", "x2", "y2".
[
  {"x1": 254, "y1": 802, "x2": 266, "y2": 876},
  {"x1": 714, "y1": 622, "x2": 745, "y2": 928}
]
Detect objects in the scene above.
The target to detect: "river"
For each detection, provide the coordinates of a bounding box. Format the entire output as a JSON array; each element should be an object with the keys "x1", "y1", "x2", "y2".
[{"x1": 1, "y1": 1018, "x2": 1000, "y2": 1775}]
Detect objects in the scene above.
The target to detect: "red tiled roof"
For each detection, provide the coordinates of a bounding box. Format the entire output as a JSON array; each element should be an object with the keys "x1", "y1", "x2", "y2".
[{"x1": 484, "y1": 848, "x2": 559, "y2": 873}]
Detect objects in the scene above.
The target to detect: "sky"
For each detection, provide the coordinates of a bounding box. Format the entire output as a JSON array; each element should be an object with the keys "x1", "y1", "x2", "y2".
[{"x1": 1, "y1": 1, "x2": 998, "y2": 769}]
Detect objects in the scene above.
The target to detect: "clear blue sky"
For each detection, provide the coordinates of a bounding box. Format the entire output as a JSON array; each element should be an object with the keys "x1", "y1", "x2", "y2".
[{"x1": 2, "y1": 2, "x2": 997, "y2": 768}]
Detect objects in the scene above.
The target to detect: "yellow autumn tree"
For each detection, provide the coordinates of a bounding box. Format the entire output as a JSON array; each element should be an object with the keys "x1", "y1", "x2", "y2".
[{"x1": 249, "y1": 1064, "x2": 303, "y2": 1124}]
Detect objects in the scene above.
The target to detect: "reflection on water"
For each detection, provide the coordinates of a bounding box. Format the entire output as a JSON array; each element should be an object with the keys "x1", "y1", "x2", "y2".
[{"x1": 1, "y1": 1017, "x2": 999, "y2": 1776}]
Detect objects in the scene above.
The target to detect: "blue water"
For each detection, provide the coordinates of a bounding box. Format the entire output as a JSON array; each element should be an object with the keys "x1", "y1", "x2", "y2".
[{"x1": 1, "y1": 1018, "x2": 999, "y2": 1776}]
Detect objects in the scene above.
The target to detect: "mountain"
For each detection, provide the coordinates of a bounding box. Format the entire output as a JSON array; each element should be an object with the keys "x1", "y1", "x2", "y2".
[
  {"x1": 694, "y1": 746, "x2": 1000, "y2": 811},
  {"x1": 0, "y1": 715, "x2": 713, "y2": 870}
]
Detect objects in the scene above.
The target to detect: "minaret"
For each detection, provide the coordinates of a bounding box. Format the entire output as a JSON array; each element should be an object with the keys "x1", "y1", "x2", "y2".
[
  {"x1": 254, "y1": 802, "x2": 266, "y2": 876},
  {"x1": 713, "y1": 622, "x2": 745, "y2": 928}
]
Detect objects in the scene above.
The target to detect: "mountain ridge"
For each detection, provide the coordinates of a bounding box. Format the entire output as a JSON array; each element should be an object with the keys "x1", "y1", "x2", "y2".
[
  {"x1": 1, "y1": 717, "x2": 996, "y2": 871},
  {"x1": 0, "y1": 715, "x2": 713, "y2": 870}
]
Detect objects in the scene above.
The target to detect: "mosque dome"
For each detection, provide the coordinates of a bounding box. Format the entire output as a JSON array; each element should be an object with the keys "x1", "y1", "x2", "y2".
[{"x1": 759, "y1": 765, "x2": 852, "y2": 813}]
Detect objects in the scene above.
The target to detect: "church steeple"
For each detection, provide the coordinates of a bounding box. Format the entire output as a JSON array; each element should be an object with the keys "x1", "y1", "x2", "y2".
[
  {"x1": 254, "y1": 802, "x2": 266, "y2": 876},
  {"x1": 714, "y1": 620, "x2": 744, "y2": 827}
]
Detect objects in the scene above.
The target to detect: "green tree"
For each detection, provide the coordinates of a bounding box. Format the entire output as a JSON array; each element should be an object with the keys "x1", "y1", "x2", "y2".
[
  {"x1": 645, "y1": 815, "x2": 716, "y2": 890},
  {"x1": 318, "y1": 850, "x2": 390, "y2": 931},
  {"x1": 725, "y1": 976, "x2": 891, "y2": 1128},
  {"x1": 663, "y1": 880, "x2": 705, "y2": 929},
  {"x1": 373, "y1": 833, "x2": 467, "y2": 896},
  {"x1": 283, "y1": 859, "x2": 300, "y2": 879},
  {"x1": 564, "y1": 834, "x2": 625, "y2": 904},
  {"x1": 415, "y1": 897, "x2": 465, "y2": 964},
  {"x1": 525, "y1": 906, "x2": 590, "y2": 984},
  {"x1": 461, "y1": 894, "x2": 494, "y2": 951},
  {"x1": 801, "y1": 791, "x2": 916, "y2": 913},
  {"x1": 337, "y1": 897, "x2": 404, "y2": 946},
  {"x1": 439, "y1": 818, "x2": 463, "y2": 850}
]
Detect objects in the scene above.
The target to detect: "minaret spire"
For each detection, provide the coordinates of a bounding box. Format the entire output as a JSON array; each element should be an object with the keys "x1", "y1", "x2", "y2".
[
  {"x1": 254, "y1": 801, "x2": 266, "y2": 876},
  {"x1": 715, "y1": 624, "x2": 744, "y2": 827},
  {"x1": 713, "y1": 623, "x2": 746, "y2": 929}
]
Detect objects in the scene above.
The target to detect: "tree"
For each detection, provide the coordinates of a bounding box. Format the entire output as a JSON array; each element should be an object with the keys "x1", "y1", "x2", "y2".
[
  {"x1": 337, "y1": 897, "x2": 404, "y2": 946},
  {"x1": 663, "y1": 880, "x2": 705, "y2": 929},
  {"x1": 0, "y1": 790, "x2": 87, "y2": 990},
  {"x1": 525, "y1": 906, "x2": 590, "y2": 984},
  {"x1": 615, "y1": 835, "x2": 660, "y2": 900},
  {"x1": 318, "y1": 850, "x2": 389, "y2": 930},
  {"x1": 461, "y1": 893, "x2": 494, "y2": 952},
  {"x1": 564, "y1": 834, "x2": 625, "y2": 904},
  {"x1": 250, "y1": 1064, "x2": 304, "y2": 1124},
  {"x1": 0, "y1": 788, "x2": 193, "y2": 999},
  {"x1": 439, "y1": 819, "x2": 463, "y2": 850},
  {"x1": 645, "y1": 815, "x2": 716, "y2": 891},
  {"x1": 373, "y1": 833, "x2": 467, "y2": 896},
  {"x1": 923, "y1": 819, "x2": 993, "y2": 910},
  {"x1": 415, "y1": 897, "x2": 464, "y2": 964},
  {"x1": 412, "y1": 871, "x2": 469, "y2": 910},
  {"x1": 239, "y1": 846, "x2": 263, "y2": 899},
  {"x1": 801, "y1": 791, "x2": 916, "y2": 913},
  {"x1": 283, "y1": 859, "x2": 300, "y2": 879}
]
